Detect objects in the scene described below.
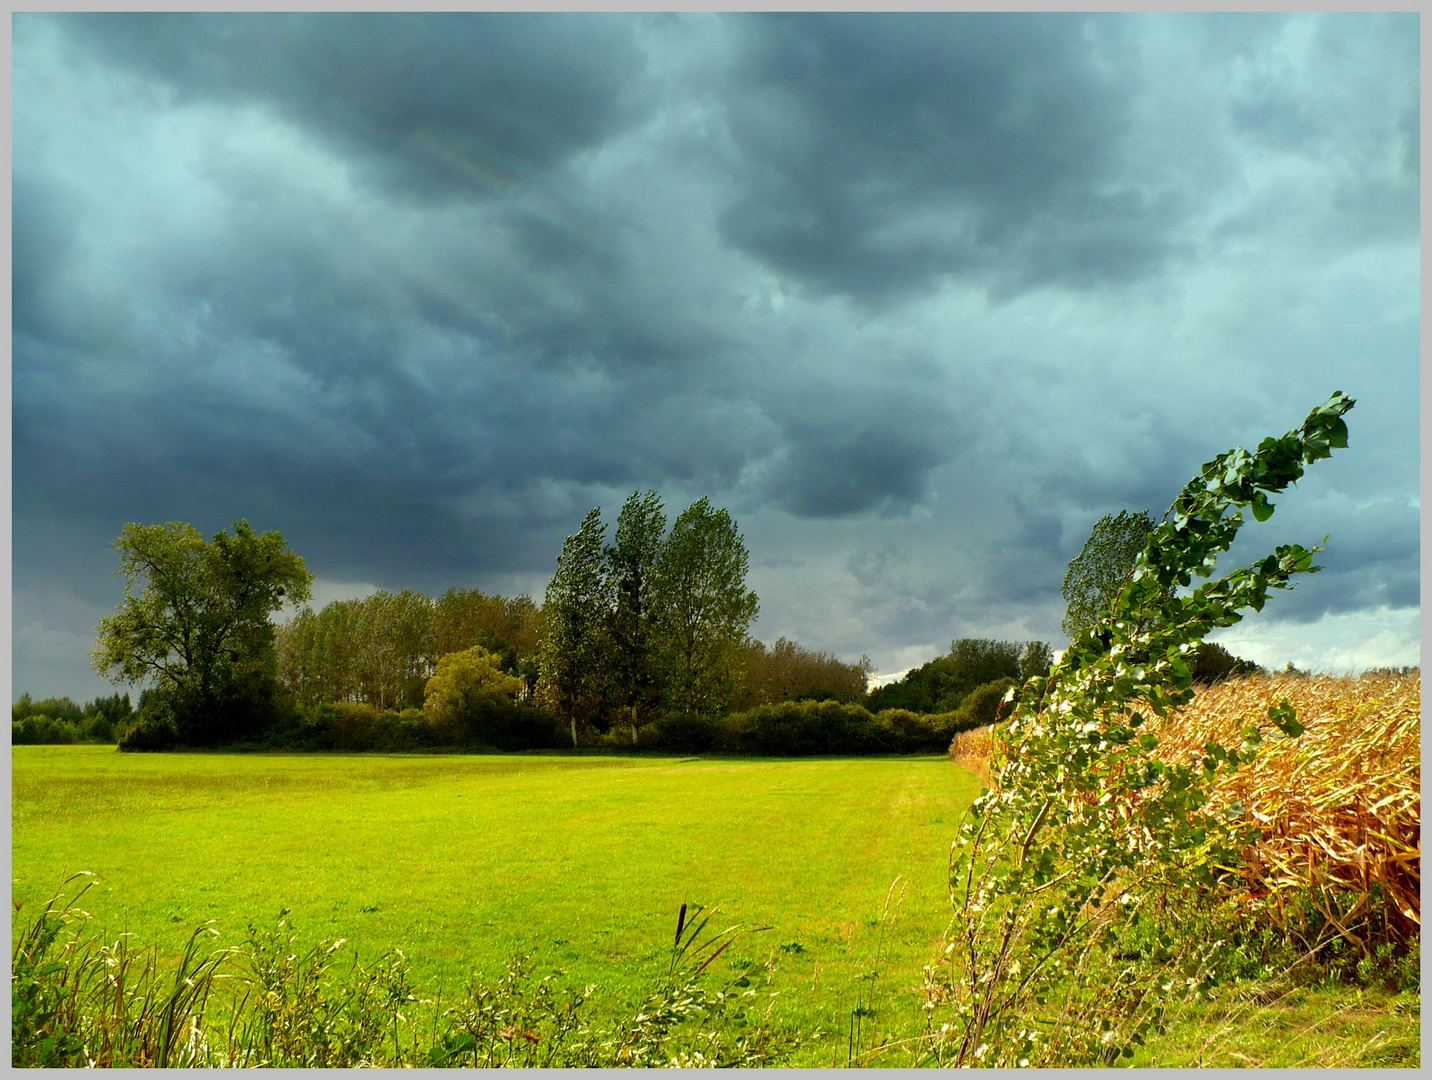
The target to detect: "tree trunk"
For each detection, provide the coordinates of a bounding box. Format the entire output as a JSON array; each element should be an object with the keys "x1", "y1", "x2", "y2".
[
  {"x1": 571, "y1": 718, "x2": 578, "y2": 748},
  {"x1": 631, "y1": 704, "x2": 638, "y2": 745}
]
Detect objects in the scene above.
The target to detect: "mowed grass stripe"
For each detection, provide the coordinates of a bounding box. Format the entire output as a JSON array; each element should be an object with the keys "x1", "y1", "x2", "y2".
[{"x1": 12, "y1": 747, "x2": 980, "y2": 1036}]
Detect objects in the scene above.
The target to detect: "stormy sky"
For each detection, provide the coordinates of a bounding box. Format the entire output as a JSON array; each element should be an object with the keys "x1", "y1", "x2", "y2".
[{"x1": 11, "y1": 12, "x2": 1421, "y2": 702}]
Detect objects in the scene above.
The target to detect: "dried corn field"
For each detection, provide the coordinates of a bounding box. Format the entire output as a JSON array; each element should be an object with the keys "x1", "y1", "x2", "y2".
[
  {"x1": 1152, "y1": 671, "x2": 1420, "y2": 953},
  {"x1": 953, "y1": 671, "x2": 1421, "y2": 955},
  {"x1": 948, "y1": 724, "x2": 993, "y2": 784}
]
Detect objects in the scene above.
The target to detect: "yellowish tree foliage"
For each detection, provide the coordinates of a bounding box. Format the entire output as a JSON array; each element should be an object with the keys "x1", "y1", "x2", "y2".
[{"x1": 423, "y1": 645, "x2": 523, "y2": 721}]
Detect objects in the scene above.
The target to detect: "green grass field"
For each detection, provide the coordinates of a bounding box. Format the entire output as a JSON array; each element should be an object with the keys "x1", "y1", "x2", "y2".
[
  {"x1": 12, "y1": 745, "x2": 1417, "y2": 1066},
  {"x1": 12, "y1": 746, "x2": 982, "y2": 1060}
]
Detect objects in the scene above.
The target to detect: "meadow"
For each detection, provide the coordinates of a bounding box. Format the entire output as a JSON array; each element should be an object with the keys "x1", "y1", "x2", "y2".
[
  {"x1": 12, "y1": 746, "x2": 982, "y2": 1060},
  {"x1": 12, "y1": 669, "x2": 1420, "y2": 1067}
]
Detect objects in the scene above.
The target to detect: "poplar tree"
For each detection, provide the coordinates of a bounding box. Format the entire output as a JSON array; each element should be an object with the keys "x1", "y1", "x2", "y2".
[
  {"x1": 654, "y1": 498, "x2": 759, "y2": 718},
  {"x1": 536, "y1": 508, "x2": 612, "y2": 746},
  {"x1": 605, "y1": 490, "x2": 667, "y2": 743}
]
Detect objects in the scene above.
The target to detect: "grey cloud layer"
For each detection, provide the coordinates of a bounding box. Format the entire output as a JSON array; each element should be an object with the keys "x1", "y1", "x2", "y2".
[
  {"x1": 62, "y1": 13, "x2": 649, "y2": 203},
  {"x1": 719, "y1": 14, "x2": 1166, "y2": 300},
  {"x1": 11, "y1": 12, "x2": 1419, "y2": 697}
]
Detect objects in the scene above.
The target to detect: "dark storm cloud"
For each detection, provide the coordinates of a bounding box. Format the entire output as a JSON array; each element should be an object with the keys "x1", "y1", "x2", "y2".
[
  {"x1": 766, "y1": 421, "x2": 944, "y2": 518},
  {"x1": 11, "y1": 175, "x2": 80, "y2": 338},
  {"x1": 717, "y1": 13, "x2": 1181, "y2": 301},
  {"x1": 61, "y1": 12, "x2": 649, "y2": 203},
  {"x1": 718, "y1": 12, "x2": 1420, "y2": 304},
  {"x1": 9, "y1": 12, "x2": 1420, "y2": 698}
]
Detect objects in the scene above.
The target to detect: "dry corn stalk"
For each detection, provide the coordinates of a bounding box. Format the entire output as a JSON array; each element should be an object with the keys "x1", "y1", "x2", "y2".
[{"x1": 1154, "y1": 671, "x2": 1420, "y2": 951}]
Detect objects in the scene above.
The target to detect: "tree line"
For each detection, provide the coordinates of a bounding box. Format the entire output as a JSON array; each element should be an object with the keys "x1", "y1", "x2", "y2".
[
  {"x1": 867, "y1": 638, "x2": 1053, "y2": 716},
  {"x1": 74, "y1": 498, "x2": 874, "y2": 750},
  {"x1": 11, "y1": 693, "x2": 133, "y2": 745},
  {"x1": 54, "y1": 495, "x2": 1260, "y2": 751}
]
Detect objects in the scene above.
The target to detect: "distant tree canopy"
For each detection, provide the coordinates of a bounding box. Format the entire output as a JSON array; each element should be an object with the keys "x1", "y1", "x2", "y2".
[
  {"x1": 866, "y1": 638, "x2": 1052, "y2": 716},
  {"x1": 1060, "y1": 510, "x2": 1159, "y2": 639},
  {"x1": 92, "y1": 520, "x2": 312, "y2": 746},
  {"x1": 76, "y1": 509, "x2": 1091, "y2": 755},
  {"x1": 1187, "y1": 641, "x2": 1264, "y2": 684},
  {"x1": 732, "y1": 637, "x2": 871, "y2": 711},
  {"x1": 276, "y1": 587, "x2": 544, "y2": 712},
  {"x1": 278, "y1": 590, "x2": 434, "y2": 711},
  {"x1": 12, "y1": 692, "x2": 132, "y2": 745},
  {"x1": 434, "y1": 589, "x2": 544, "y2": 695}
]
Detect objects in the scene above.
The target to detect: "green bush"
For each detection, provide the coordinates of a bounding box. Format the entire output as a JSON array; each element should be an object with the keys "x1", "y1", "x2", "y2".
[
  {"x1": 954, "y1": 676, "x2": 1016, "y2": 729},
  {"x1": 1357, "y1": 938, "x2": 1420, "y2": 994},
  {"x1": 726, "y1": 700, "x2": 892, "y2": 756},
  {"x1": 460, "y1": 696, "x2": 569, "y2": 751},
  {"x1": 263, "y1": 702, "x2": 432, "y2": 752},
  {"x1": 647, "y1": 712, "x2": 734, "y2": 753},
  {"x1": 252, "y1": 698, "x2": 566, "y2": 753},
  {"x1": 644, "y1": 698, "x2": 1004, "y2": 756},
  {"x1": 115, "y1": 677, "x2": 291, "y2": 751},
  {"x1": 117, "y1": 692, "x2": 181, "y2": 751},
  {"x1": 871, "y1": 709, "x2": 955, "y2": 752}
]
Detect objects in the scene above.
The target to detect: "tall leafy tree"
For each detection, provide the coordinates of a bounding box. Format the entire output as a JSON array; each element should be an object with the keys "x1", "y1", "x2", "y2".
[
  {"x1": 536, "y1": 508, "x2": 612, "y2": 746},
  {"x1": 92, "y1": 520, "x2": 312, "y2": 744},
  {"x1": 654, "y1": 498, "x2": 760, "y2": 718},
  {"x1": 276, "y1": 598, "x2": 362, "y2": 706},
  {"x1": 1061, "y1": 509, "x2": 1159, "y2": 639},
  {"x1": 280, "y1": 589, "x2": 541, "y2": 709},
  {"x1": 604, "y1": 490, "x2": 668, "y2": 743}
]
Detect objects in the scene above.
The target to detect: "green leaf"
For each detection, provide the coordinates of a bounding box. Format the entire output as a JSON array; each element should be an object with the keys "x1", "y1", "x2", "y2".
[{"x1": 1268, "y1": 700, "x2": 1304, "y2": 738}]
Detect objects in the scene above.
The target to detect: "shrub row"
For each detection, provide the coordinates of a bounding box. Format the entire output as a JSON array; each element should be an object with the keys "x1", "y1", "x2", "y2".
[
  {"x1": 647, "y1": 678, "x2": 1013, "y2": 756},
  {"x1": 106, "y1": 675, "x2": 1017, "y2": 756},
  {"x1": 250, "y1": 698, "x2": 569, "y2": 753}
]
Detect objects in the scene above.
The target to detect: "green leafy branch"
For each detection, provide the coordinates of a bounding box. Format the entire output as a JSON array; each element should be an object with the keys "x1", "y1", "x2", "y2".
[{"x1": 925, "y1": 392, "x2": 1354, "y2": 1067}]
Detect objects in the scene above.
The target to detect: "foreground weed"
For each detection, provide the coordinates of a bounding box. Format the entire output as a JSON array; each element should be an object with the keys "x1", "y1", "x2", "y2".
[
  {"x1": 12, "y1": 881, "x2": 800, "y2": 1068},
  {"x1": 230, "y1": 910, "x2": 420, "y2": 1066},
  {"x1": 837, "y1": 876, "x2": 907, "y2": 1066},
  {"x1": 429, "y1": 953, "x2": 595, "y2": 1067},
  {"x1": 603, "y1": 901, "x2": 790, "y2": 1067},
  {"x1": 12, "y1": 873, "x2": 233, "y2": 1067}
]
